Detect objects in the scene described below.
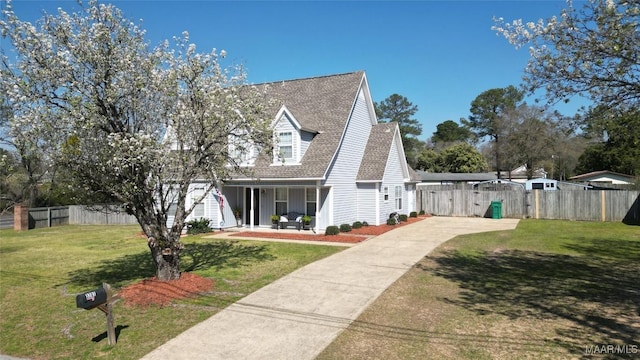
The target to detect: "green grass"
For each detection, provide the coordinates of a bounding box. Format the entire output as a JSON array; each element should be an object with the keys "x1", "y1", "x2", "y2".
[
  {"x1": 318, "y1": 220, "x2": 640, "y2": 360},
  {"x1": 0, "y1": 225, "x2": 344, "y2": 359}
]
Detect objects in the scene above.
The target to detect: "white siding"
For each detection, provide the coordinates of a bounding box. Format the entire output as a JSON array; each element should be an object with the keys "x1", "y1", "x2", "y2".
[
  {"x1": 319, "y1": 188, "x2": 331, "y2": 229},
  {"x1": 356, "y1": 183, "x2": 378, "y2": 225},
  {"x1": 406, "y1": 184, "x2": 416, "y2": 214},
  {"x1": 325, "y1": 88, "x2": 373, "y2": 227},
  {"x1": 379, "y1": 135, "x2": 406, "y2": 224}
]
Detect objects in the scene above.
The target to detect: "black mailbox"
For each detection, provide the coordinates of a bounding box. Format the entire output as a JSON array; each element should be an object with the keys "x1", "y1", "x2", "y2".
[{"x1": 76, "y1": 287, "x2": 108, "y2": 310}]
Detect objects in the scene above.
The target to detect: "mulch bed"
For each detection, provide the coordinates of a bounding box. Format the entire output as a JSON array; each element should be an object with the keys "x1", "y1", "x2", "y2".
[
  {"x1": 229, "y1": 231, "x2": 369, "y2": 243},
  {"x1": 120, "y1": 272, "x2": 214, "y2": 308},
  {"x1": 121, "y1": 215, "x2": 430, "y2": 306},
  {"x1": 229, "y1": 215, "x2": 429, "y2": 242}
]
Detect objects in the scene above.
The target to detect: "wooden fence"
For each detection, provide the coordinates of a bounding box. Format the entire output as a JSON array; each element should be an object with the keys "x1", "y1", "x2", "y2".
[
  {"x1": 28, "y1": 206, "x2": 70, "y2": 229},
  {"x1": 418, "y1": 189, "x2": 640, "y2": 224},
  {"x1": 3, "y1": 205, "x2": 139, "y2": 230},
  {"x1": 68, "y1": 205, "x2": 138, "y2": 225}
]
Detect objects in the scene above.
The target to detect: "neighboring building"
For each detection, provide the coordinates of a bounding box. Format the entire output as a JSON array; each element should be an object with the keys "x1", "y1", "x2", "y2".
[
  {"x1": 176, "y1": 71, "x2": 419, "y2": 231},
  {"x1": 504, "y1": 165, "x2": 548, "y2": 183},
  {"x1": 525, "y1": 178, "x2": 558, "y2": 191},
  {"x1": 569, "y1": 170, "x2": 636, "y2": 185},
  {"x1": 416, "y1": 171, "x2": 497, "y2": 186}
]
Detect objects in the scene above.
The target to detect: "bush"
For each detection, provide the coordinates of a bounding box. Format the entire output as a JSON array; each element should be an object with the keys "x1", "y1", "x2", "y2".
[
  {"x1": 362, "y1": 221, "x2": 369, "y2": 226},
  {"x1": 410, "y1": 211, "x2": 418, "y2": 218},
  {"x1": 388, "y1": 212, "x2": 399, "y2": 225},
  {"x1": 325, "y1": 226, "x2": 340, "y2": 236},
  {"x1": 399, "y1": 214, "x2": 408, "y2": 222},
  {"x1": 419, "y1": 210, "x2": 425, "y2": 215},
  {"x1": 339, "y1": 223, "x2": 352, "y2": 232},
  {"x1": 186, "y1": 218, "x2": 212, "y2": 235},
  {"x1": 352, "y1": 221, "x2": 363, "y2": 229}
]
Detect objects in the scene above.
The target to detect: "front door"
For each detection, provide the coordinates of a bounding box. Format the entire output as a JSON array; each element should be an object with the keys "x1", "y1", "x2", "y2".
[{"x1": 245, "y1": 188, "x2": 260, "y2": 225}]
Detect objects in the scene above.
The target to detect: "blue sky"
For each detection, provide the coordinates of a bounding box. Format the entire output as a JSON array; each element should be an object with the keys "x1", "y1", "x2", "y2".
[{"x1": 4, "y1": 0, "x2": 588, "y2": 140}]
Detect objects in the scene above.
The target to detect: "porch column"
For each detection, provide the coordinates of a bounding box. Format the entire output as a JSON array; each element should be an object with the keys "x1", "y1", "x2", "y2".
[
  {"x1": 250, "y1": 187, "x2": 255, "y2": 230},
  {"x1": 315, "y1": 183, "x2": 320, "y2": 233}
]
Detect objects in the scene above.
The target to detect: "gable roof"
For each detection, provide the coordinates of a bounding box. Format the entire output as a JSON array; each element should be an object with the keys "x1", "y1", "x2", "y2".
[
  {"x1": 357, "y1": 122, "x2": 419, "y2": 183},
  {"x1": 357, "y1": 122, "x2": 397, "y2": 181},
  {"x1": 231, "y1": 71, "x2": 365, "y2": 180},
  {"x1": 569, "y1": 170, "x2": 635, "y2": 181},
  {"x1": 417, "y1": 171, "x2": 498, "y2": 182}
]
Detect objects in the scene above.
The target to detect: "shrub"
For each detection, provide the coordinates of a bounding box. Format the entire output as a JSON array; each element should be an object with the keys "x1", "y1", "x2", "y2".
[
  {"x1": 339, "y1": 223, "x2": 352, "y2": 232},
  {"x1": 399, "y1": 214, "x2": 408, "y2": 222},
  {"x1": 186, "y1": 218, "x2": 212, "y2": 235},
  {"x1": 410, "y1": 211, "x2": 418, "y2": 218},
  {"x1": 362, "y1": 221, "x2": 369, "y2": 226},
  {"x1": 325, "y1": 226, "x2": 340, "y2": 236},
  {"x1": 388, "y1": 212, "x2": 399, "y2": 225},
  {"x1": 419, "y1": 210, "x2": 425, "y2": 215},
  {"x1": 352, "y1": 221, "x2": 363, "y2": 229}
]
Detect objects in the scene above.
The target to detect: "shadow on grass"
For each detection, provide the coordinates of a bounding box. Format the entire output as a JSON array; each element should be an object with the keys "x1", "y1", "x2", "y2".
[
  {"x1": 422, "y1": 238, "x2": 640, "y2": 358},
  {"x1": 66, "y1": 241, "x2": 274, "y2": 288},
  {"x1": 91, "y1": 325, "x2": 129, "y2": 343}
]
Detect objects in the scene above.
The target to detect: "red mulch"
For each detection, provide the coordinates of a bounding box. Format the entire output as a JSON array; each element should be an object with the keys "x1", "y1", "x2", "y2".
[
  {"x1": 120, "y1": 272, "x2": 214, "y2": 308},
  {"x1": 121, "y1": 215, "x2": 429, "y2": 306},
  {"x1": 229, "y1": 231, "x2": 368, "y2": 243},
  {"x1": 230, "y1": 215, "x2": 429, "y2": 243}
]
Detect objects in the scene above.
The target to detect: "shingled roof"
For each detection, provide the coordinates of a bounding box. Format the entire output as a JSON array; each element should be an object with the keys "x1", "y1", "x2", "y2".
[
  {"x1": 357, "y1": 122, "x2": 397, "y2": 181},
  {"x1": 232, "y1": 71, "x2": 365, "y2": 180}
]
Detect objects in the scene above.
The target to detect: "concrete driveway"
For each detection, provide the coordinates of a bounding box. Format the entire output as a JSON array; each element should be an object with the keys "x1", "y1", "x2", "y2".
[{"x1": 141, "y1": 216, "x2": 520, "y2": 360}]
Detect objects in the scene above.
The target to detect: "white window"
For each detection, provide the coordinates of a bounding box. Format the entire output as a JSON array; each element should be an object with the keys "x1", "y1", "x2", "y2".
[
  {"x1": 229, "y1": 134, "x2": 256, "y2": 166},
  {"x1": 167, "y1": 187, "x2": 179, "y2": 216},
  {"x1": 192, "y1": 188, "x2": 205, "y2": 218},
  {"x1": 275, "y1": 188, "x2": 288, "y2": 215},
  {"x1": 395, "y1": 186, "x2": 402, "y2": 210},
  {"x1": 383, "y1": 186, "x2": 389, "y2": 202},
  {"x1": 306, "y1": 188, "x2": 317, "y2": 216},
  {"x1": 278, "y1": 132, "x2": 293, "y2": 160}
]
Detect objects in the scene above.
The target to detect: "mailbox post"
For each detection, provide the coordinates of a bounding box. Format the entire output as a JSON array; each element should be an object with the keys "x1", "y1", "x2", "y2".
[{"x1": 76, "y1": 283, "x2": 119, "y2": 345}]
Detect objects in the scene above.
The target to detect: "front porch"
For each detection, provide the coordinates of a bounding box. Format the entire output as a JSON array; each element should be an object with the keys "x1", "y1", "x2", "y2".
[{"x1": 220, "y1": 184, "x2": 330, "y2": 232}]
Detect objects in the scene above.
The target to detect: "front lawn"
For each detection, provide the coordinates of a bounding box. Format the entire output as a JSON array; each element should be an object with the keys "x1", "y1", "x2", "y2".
[
  {"x1": 0, "y1": 225, "x2": 344, "y2": 359},
  {"x1": 318, "y1": 220, "x2": 640, "y2": 359}
]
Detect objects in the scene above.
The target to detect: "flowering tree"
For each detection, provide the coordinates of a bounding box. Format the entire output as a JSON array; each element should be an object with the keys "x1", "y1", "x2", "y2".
[
  {"x1": 492, "y1": 0, "x2": 640, "y2": 110},
  {"x1": 1, "y1": 1, "x2": 272, "y2": 280}
]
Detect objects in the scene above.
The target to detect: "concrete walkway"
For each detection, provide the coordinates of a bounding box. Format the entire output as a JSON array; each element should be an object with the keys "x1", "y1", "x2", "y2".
[{"x1": 141, "y1": 216, "x2": 520, "y2": 360}]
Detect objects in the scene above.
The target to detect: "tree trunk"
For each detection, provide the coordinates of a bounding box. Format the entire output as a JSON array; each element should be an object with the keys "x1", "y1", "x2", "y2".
[{"x1": 147, "y1": 236, "x2": 182, "y2": 281}]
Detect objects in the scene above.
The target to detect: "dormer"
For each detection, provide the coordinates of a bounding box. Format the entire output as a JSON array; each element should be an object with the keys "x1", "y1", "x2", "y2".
[{"x1": 272, "y1": 105, "x2": 316, "y2": 165}]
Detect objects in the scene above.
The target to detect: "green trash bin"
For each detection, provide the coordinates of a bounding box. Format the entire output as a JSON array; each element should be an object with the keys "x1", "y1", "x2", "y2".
[{"x1": 491, "y1": 201, "x2": 502, "y2": 219}]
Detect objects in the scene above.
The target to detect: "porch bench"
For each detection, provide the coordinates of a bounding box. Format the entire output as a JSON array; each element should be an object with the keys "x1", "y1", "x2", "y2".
[{"x1": 279, "y1": 212, "x2": 302, "y2": 230}]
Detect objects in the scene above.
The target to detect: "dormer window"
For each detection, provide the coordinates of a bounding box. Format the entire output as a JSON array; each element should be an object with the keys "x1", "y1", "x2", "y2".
[
  {"x1": 278, "y1": 131, "x2": 293, "y2": 160},
  {"x1": 271, "y1": 105, "x2": 316, "y2": 165}
]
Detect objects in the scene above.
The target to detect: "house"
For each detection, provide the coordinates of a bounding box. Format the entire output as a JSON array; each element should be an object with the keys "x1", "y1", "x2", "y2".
[
  {"x1": 181, "y1": 71, "x2": 419, "y2": 231},
  {"x1": 569, "y1": 170, "x2": 636, "y2": 186},
  {"x1": 503, "y1": 165, "x2": 548, "y2": 183},
  {"x1": 416, "y1": 171, "x2": 497, "y2": 186}
]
